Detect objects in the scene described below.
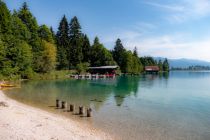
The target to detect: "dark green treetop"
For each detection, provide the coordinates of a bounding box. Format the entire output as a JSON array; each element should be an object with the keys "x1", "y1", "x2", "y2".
[
  {"x1": 81, "y1": 34, "x2": 91, "y2": 62},
  {"x1": 112, "y1": 38, "x2": 126, "y2": 69},
  {"x1": 69, "y1": 16, "x2": 83, "y2": 67},
  {"x1": 56, "y1": 15, "x2": 69, "y2": 70}
]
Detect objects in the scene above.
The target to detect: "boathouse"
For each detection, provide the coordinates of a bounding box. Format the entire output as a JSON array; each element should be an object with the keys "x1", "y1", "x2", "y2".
[
  {"x1": 145, "y1": 66, "x2": 159, "y2": 73},
  {"x1": 88, "y1": 66, "x2": 118, "y2": 76}
]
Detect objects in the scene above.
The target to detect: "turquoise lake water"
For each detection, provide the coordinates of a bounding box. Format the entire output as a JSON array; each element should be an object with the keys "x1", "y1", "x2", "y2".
[{"x1": 5, "y1": 71, "x2": 210, "y2": 140}]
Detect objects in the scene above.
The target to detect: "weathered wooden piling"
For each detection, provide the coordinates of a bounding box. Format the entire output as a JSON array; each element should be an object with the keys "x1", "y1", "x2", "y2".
[
  {"x1": 87, "y1": 108, "x2": 92, "y2": 117},
  {"x1": 79, "y1": 106, "x2": 84, "y2": 115},
  {"x1": 70, "y1": 104, "x2": 74, "y2": 112},
  {"x1": 61, "y1": 101, "x2": 66, "y2": 109},
  {"x1": 56, "y1": 99, "x2": 59, "y2": 108}
]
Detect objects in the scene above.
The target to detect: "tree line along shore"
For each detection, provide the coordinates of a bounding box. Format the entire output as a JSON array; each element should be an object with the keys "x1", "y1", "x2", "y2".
[{"x1": 0, "y1": 1, "x2": 169, "y2": 80}]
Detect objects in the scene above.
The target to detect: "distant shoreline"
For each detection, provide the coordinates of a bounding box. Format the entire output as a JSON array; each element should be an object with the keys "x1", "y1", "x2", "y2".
[{"x1": 0, "y1": 90, "x2": 112, "y2": 140}]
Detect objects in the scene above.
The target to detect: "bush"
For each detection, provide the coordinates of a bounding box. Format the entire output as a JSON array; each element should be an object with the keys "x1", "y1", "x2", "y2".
[{"x1": 76, "y1": 62, "x2": 90, "y2": 74}]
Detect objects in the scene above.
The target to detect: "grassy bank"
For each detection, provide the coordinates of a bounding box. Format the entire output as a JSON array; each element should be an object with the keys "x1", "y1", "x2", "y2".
[
  {"x1": 28, "y1": 70, "x2": 76, "y2": 80},
  {"x1": 0, "y1": 70, "x2": 76, "y2": 81}
]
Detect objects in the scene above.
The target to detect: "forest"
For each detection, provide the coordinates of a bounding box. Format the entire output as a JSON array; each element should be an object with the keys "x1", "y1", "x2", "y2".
[{"x1": 0, "y1": 1, "x2": 169, "y2": 79}]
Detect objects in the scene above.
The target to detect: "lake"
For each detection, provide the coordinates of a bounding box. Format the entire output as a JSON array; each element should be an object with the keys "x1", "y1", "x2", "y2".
[{"x1": 5, "y1": 71, "x2": 210, "y2": 140}]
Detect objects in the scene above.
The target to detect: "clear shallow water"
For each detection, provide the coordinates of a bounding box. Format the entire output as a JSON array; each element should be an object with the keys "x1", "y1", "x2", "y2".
[{"x1": 5, "y1": 71, "x2": 210, "y2": 140}]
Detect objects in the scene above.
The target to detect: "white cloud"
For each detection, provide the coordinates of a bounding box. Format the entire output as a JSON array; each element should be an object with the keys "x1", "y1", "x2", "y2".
[
  {"x1": 125, "y1": 34, "x2": 210, "y2": 61},
  {"x1": 144, "y1": 1, "x2": 185, "y2": 12},
  {"x1": 103, "y1": 28, "x2": 210, "y2": 61},
  {"x1": 102, "y1": 22, "x2": 157, "y2": 46},
  {"x1": 144, "y1": 0, "x2": 210, "y2": 23}
]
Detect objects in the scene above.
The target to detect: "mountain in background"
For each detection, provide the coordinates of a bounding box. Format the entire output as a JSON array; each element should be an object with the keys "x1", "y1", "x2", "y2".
[{"x1": 154, "y1": 57, "x2": 210, "y2": 68}]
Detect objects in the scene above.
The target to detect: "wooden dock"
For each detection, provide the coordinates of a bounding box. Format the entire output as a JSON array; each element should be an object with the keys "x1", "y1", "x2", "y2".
[{"x1": 70, "y1": 74, "x2": 116, "y2": 80}]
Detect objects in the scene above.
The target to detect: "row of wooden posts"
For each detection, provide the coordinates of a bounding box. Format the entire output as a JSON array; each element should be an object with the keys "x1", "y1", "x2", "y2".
[{"x1": 56, "y1": 99, "x2": 92, "y2": 117}]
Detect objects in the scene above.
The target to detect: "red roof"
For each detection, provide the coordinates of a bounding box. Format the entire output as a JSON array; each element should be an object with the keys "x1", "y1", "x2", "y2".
[{"x1": 145, "y1": 66, "x2": 159, "y2": 71}]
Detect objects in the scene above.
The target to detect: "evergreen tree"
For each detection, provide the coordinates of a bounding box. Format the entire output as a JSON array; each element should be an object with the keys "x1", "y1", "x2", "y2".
[
  {"x1": 56, "y1": 15, "x2": 69, "y2": 70},
  {"x1": 133, "y1": 46, "x2": 138, "y2": 57},
  {"x1": 50, "y1": 26, "x2": 56, "y2": 42},
  {"x1": 69, "y1": 16, "x2": 83, "y2": 67},
  {"x1": 163, "y1": 58, "x2": 169, "y2": 71},
  {"x1": 17, "y1": 2, "x2": 42, "y2": 72},
  {"x1": 11, "y1": 10, "x2": 31, "y2": 41},
  {"x1": 140, "y1": 56, "x2": 157, "y2": 67},
  {"x1": 38, "y1": 25, "x2": 54, "y2": 43},
  {"x1": 90, "y1": 37, "x2": 115, "y2": 66},
  {"x1": 18, "y1": 2, "x2": 40, "y2": 48},
  {"x1": 0, "y1": 37, "x2": 6, "y2": 76},
  {"x1": 133, "y1": 47, "x2": 143, "y2": 73},
  {"x1": 158, "y1": 60, "x2": 163, "y2": 71},
  {"x1": 124, "y1": 51, "x2": 133, "y2": 73},
  {"x1": 0, "y1": 0, "x2": 12, "y2": 37},
  {"x1": 81, "y1": 34, "x2": 91, "y2": 62},
  {"x1": 112, "y1": 39, "x2": 126, "y2": 70}
]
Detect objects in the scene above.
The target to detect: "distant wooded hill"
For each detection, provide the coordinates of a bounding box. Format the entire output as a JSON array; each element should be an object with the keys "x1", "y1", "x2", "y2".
[{"x1": 155, "y1": 57, "x2": 210, "y2": 68}]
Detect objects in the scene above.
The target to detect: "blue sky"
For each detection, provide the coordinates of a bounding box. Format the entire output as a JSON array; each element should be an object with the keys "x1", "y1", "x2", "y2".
[{"x1": 5, "y1": 0, "x2": 210, "y2": 61}]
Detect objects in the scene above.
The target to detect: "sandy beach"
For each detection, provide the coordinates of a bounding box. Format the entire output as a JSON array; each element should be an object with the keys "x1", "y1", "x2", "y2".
[{"x1": 0, "y1": 90, "x2": 112, "y2": 140}]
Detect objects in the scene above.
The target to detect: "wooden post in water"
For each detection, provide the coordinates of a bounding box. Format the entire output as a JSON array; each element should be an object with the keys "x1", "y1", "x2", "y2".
[
  {"x1": 87, "y1": 108, "x2": 92, "y2": 117},
  {"x1": 79, "y1": 106, "x2": 84, "y2": 115},
  {"x1": 70, "y1": 104, "x2": 74, "y2": 112},
  {"x1": 61, "y1": 101, "x2": 66, "y2": 109},
  {"x1": 64, "y1": 102, "x2": 67, "y2": 109},
  {"x1": 56, "y1": 99, "x2": 59, "y2": 108}
]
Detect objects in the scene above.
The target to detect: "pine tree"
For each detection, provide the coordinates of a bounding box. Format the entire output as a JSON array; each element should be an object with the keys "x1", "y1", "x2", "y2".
[
  {"x1": 38, "y1": 25, "x2": 54, "y2": 43},
  {"x1": 18, "y1": 2, "x2": 40, "y2": 48},
  {"x1": 112, "y1": 38, "x2": 126, "y2": 71},
  {"x1": 11, "y1": 10, "x2": 31, "y2": 41},
  {"x1": 163, "y1": 58, "x2": 169, "y2": 72},
  {"x1": 158, "y1": 60, "x2": 163, "y2": 71},
  {"x1": 133, "y1": 46, "x2": 138, "y2": 57},
  {"x1": 0, "y1": 0, "x2": 12, "y2": 36},
  {"x1": 90, "y1": 37, "x2": 115, "y2": 66},
  {"x1": 56, "y1": 15, "x2": 69, "y2": 70},
  {"x1": 18, "y1": 2, "x2": 42, "y2": 72},
  {"x1": 81, "y1": 34, "x2": 91, "y2": 62},
  {"x1": 69, "y1": 16, "x2": 83, "y2": 67},
  {"x1": 50, "y1": 26, "x2": 56, "y2": 42}
]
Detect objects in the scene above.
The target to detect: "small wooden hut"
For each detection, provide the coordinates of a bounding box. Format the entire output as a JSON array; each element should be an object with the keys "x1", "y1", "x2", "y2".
[
  {"x1": 88, "y1": 66, "x2": 118, "y2": 76},
  {"x1": 145, "y1": 66, "x2": 159, "y2": 74}
]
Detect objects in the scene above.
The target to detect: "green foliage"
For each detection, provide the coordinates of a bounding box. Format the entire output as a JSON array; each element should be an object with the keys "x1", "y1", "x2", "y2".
[
  {"x1": 76, "y1": 62, "x2": 90, "y2": 74},
  {"x1": 90, "y1": 37, "x2": 116, "y2": 66},
  {"x1": 163, "y1": 58, "x2": 169, "y2": 72},
  {"x1": 133, "y1": 47, "x2": 138, "y2": 57},
  {"x1": 140, "y1": 56, "x2": 157, "y2": 67},
  {"x1": 30, "y1": 70, "x2": 73, "y2": 80},
  {"x1": 17, "y1": 2, "x2": 42, "y2": 72},
  {"x1": 112, "y1": 39, "x2": 126, "y2": 69},
  {"x1": 82, "y1": 34, "x2": 91, "y2": 62},
  {"x1": 11, "y1": 11, "x2": 31, "y2": 41},
  {"x1": 0, "y1": 0, "x2": 12, "y2": 36},
  {"x1": 56, "y1": 15, "x2": 69, "y2": 70},
  {"x1": 158, "y1": 60, "x2": 163, "y2": 71},
  {"x1": 37, "y1": 40, "x2": 57, "y2": 73},
  {"x1": 69, "y1": 16, "x2": 83, "y2": 67},
  {"x1": 112, "y1": 39, "x2": 143, "y2": 74},
  {"x1": 18, "y1": 2, "x2": 39, "y2": 46},
  {"x1": 122, "y1": 51, "x2": 142, "y2": 74},
  {"x1": 38, "y1": 25, "x2": 54, "y2": 43}
]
